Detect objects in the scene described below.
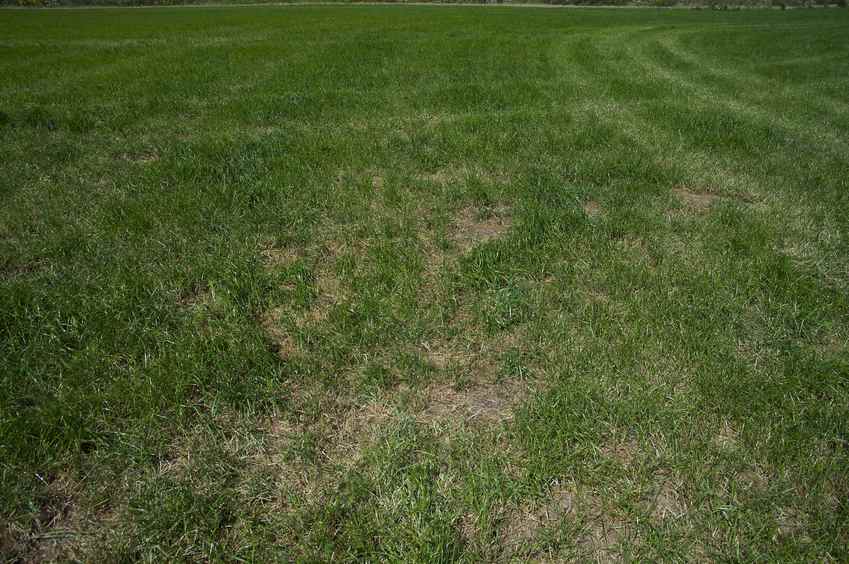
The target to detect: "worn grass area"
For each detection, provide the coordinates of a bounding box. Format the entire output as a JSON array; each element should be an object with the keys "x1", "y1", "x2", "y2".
[{"x1": 1, "y1": 5, "x2": 848, "y2": 561}]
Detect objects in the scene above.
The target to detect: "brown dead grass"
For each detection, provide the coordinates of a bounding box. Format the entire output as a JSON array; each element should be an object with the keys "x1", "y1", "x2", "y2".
[
  {"x1": 713, "y1": 421, "x2": 739, "y2": 450},
  {"x1": 261, "y1": 245, "x2": 300, "y2": 270},
  {"x1": 601, "y1": 436, "x2": 639, "y2": 467},
  {"x1": 259, "y1": 306, "x2": 298, "y2": 360},
  {"x1": 1, "y1": 259, "x2": 48, "y2": 281},
  {"x1": 258, "y1": 239, "x2": 346, "y2": 355},
  {"x1": 775, "y1": 507, "x2": 807, "y2": 538},
  {"x1": 583, "y1": 200, "x2": 603, "y2": 218},
  {"x1": 501, "y1": 484, "x2": 632, "y2": 561},
  {"x1": 649, "y1": 473, "x2": 686, "y2": 523},
  {"x1": 671, "y1": 186, "x2": 756, "y2": 216},
  {"x1": 2, "y1": 474, "x2": 84, "y2": 563},
  {"x1": 326, "y1": 400, "x2": 394, "y2": 467},
  {"x1": 673, "y1": 186, "x2": 721, "y2": 212},
  {"x1": 502, "y1": 482, "x2": 576, "y2": 547},
  {"x1": 451, "y1": 205, "x2": 513, "y2": 253},
  {"x1": 123, "y1": 150, "x2": 159, "y2": 165},
  {"x1": 416, "y1": 381, "x2": 529, "y2": 426}
]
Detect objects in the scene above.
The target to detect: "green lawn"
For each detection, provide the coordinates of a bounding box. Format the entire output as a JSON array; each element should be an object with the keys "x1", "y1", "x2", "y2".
[{"x1": 1, "y1": 5, "x2": 848, "y2": 561}]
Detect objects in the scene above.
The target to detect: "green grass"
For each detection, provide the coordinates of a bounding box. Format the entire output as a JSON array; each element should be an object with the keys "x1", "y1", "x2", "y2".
[{"x1": 1, "y1": 4, "x2": 848, "y2": 561}]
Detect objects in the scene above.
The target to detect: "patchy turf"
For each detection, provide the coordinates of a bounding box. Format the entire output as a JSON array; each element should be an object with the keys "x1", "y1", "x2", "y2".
[{"x1": 1, "y1": 4, "x2": 848, "y2": 561}]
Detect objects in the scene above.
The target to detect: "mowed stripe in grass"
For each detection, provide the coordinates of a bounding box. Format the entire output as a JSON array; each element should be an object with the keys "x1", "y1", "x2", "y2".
[{"x1": 1, "y1": 5, "x2": 848, "y2": 561}]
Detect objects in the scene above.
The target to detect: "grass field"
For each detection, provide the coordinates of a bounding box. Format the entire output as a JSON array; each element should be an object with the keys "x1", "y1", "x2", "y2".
[{"x1": 2, "y1": 5, "x2": 849, "y2": 561}]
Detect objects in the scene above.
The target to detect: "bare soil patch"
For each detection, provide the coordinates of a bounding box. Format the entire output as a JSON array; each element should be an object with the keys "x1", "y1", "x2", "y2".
[
  {"x1": 3, "y1": 475, "x2": 83, "y2": 563},
  {"x1": 713, "y1": 420, "x2": 739, "y2": 450},
  {"x1": 452, "y1": 206, "x2": 513, "y2": 253},
  {"x1": 502, "y1": 482, "x2": 576, "y2": 548},
  {"x1": 600, "y1": 436, "x2": 639, "y2": 467},
  {"x1": 649, "y1": 473, "x2": 686, "y2": 522},
  {"x1": 673, "y1": 186, "x2": 720, "y2": 211},
  {"x1": 123, "y1": 150, "x2": 159, "y2": 165},
  {"x1": 583, "y1": 199, "x2": 603, "y2": 218},
  {"x1": 416, "y1": 381, "x2": 528, "y2": 426},
  {"x1": 259, "y1": 306, "x2": 297, "y2": 360},
  {"x1": 0, "y1": 259, "x2": 47, "y2": 281},
  {"x1": 501, "y1": 484, "x2": 632, "y2": 561},
  {"x1": 261, "y1": 244, "x2": 300, "y2": 270}
]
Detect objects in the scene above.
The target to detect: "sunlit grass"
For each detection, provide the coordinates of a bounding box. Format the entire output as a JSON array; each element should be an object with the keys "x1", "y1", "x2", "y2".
[{"x1": 1, "y1": 5, "x2": 848, "y2": 561}]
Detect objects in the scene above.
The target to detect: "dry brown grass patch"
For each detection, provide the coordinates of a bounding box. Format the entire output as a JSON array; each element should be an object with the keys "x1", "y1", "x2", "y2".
[
  {"x1": 452, "y1": 205, "x2": 513, "y2": 253},
  {"x1": 3, "y1": 474, "x2": 85, "y2": 563},
  {"x1": 600, "y1": 436, "x2": 639, "y2": 467},
  {"x1": 501, "y1": 484, "x2": 633, "y2": 561},
  {"x1": 326, "y1": 400, "x2": 395, "y2": 467},
  {"x1": 416, "y1": 381, "x2": 528, "y2": 427},
  {"x1": 583, "y1": 200, "x2": 603, "y2": 218},
  {"x1": 0, "y1": 259, "x2": 48, "y2": 281},
  {"x1": 123, "y1": 150, "x2": 159, "y2": 165},
  {"x1": 177, "y1": 281, "x2": 211, "y2": 308},
  {"x1": 575, "y1": 491, "x2": 632, "y2": 562},
  {"x1": 713, "y1": 420, "x2": 739, "y2": 450},
  {"x1": 259, "y1": 306, "x2": 298, "y2": 360},
  {"x1": 673, "y1": 186, "x2": 721, "y2": 212},
  {"x1": 649, "y1": 473, "x2": 686, "y2": 522},
  {"x1": 775, "y1": 507, "x2": 807, "y2": 539},
  {"x1": 502, "y1": 482, "x2": 576, "y2": 549},
  {"x1": 260, "y1": 244, "x2": 300, "y2": 270}
]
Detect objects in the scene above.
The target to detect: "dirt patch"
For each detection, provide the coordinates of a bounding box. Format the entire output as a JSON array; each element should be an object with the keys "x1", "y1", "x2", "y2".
[
  {"x1": 574, "y1": 490, "x2": 633, "y2": 561},
  {"x1": 421, "y1": 341, "x2": 457, "y2": 370},
  {"x1": 601, "y1": 436, "x2": 639, "y2": 467},
  {"x1": 670, "y1": 186, "x2": 757, "y2": 217},
  {"x1": 177, "y1": 281, "x2": 211, "y2": 307},
  {"x1": 584, "y1": 288, "x2": 610, "y2": 304},
  {"x1": 295, "y1": 270, "x2": 340, "y2": 328},
  {"x1": 502, "y1": 482, "x2": 576, "y2": 547},
  {"x1": 326, "y1": 400, "x2": 394, "y2": 467},
  {"x1": 452, "y1": 206, "x2": 513, "y2": 253},
  {"x1": 3, "y1": 475, "x2": 83, "y2": 563},
  {"x1": 614, "y1": 235, "x2": 655, "y2": 269},
  {"x1": 775, "y1": 507, "x2": 807, "y2": 538},
  {"x1": 259, "y1": 306, "x2": 298, "y2": 360},
  {"x1": 0, "y1": 259, "x2": 47, "y2": 281},
  {"x1": 673, "y1": 186, "x2": 720, "y2": 212},
  {"x1": 501, "y1": 484, "x2": 630, "y2": 560},
  {"x1": 736, "y1": 469, "x2": 768, "y2": 493},
  {"x1": 713, "y1": 421, "x2": 739, "y2": 450},
  {"x1": 258, "y1": 241, "x2": 346, "y2": 360},
  {"x1": 371, "y1": 175, "x2": 384, "y2": 190},
  {"x1": 583, "y1": 200, "x2": 603, "y2": 218},
  {"x1": 416, "y1": 381, "x2": 528, "y2": 426},
  {"x1": 123, "y1": 150, "x2": 159, "y2": 165},
  {"x1": 649, "y1": 474, "x2": 686, "y2": 522},
  {"x1": 261, "y1": 244, "x2": 300, "y2": 270}
]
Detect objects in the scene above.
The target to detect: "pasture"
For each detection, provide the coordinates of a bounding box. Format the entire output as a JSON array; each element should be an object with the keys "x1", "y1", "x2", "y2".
[{"x1": 1, "y1": 5, "x2": 848, "y2": 561}]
